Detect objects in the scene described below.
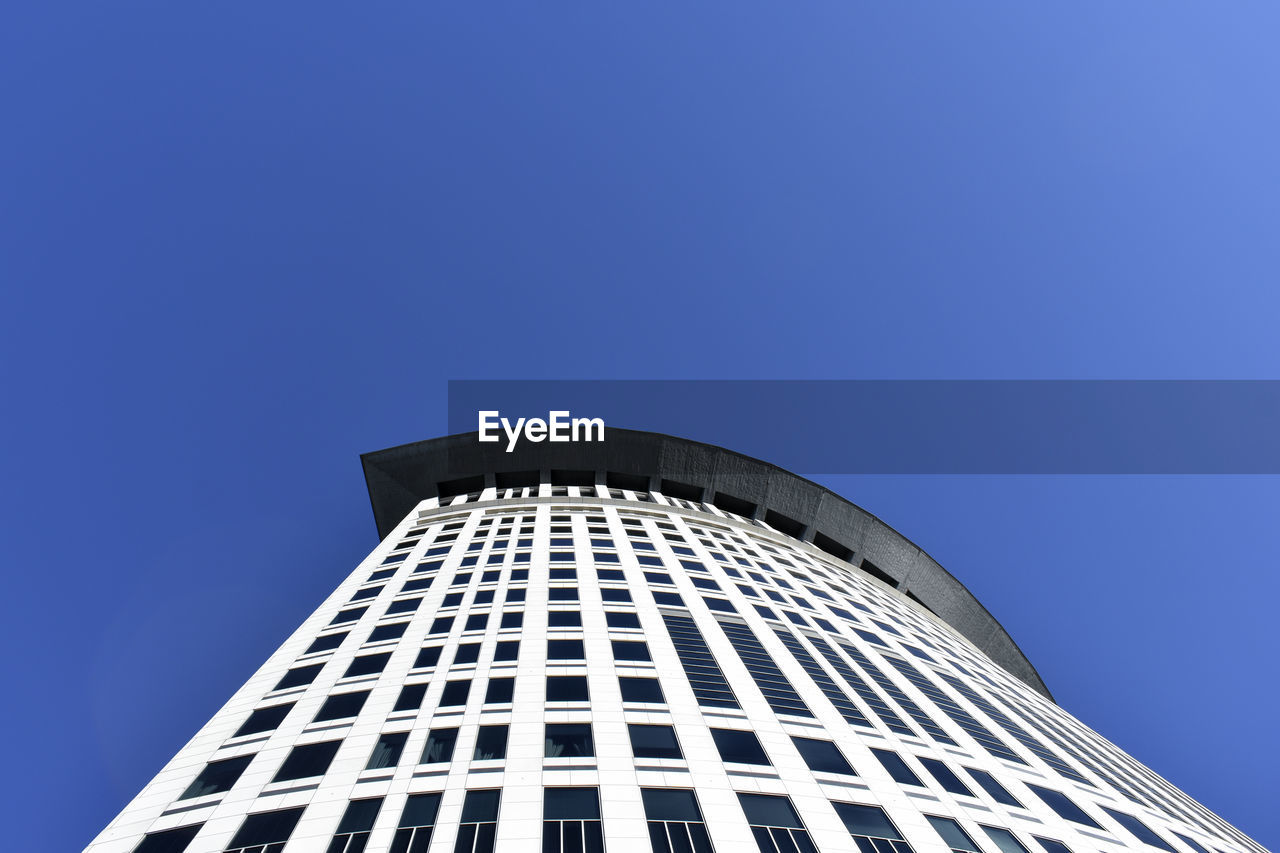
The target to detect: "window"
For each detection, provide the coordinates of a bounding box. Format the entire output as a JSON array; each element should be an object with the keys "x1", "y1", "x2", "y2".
[
  {"x1": 429, "y1": 616, "x2": 454, "y2": 634},
  {"x1": 224, "y1": 807, "x2": 306, "y2": 853},
  {"x1": 612, "y1": 640, "x2": 652, "y2": 661},
  {"x1": 368, "y1": 622, "x2": 408, "y2": 643},
  {"x1": 454, "y1": 789, "x2": 501, "y2": 853},
  {"x1": 464, "y1": 612, "x2": 489, "y2": 631},
  {"x1": 834, "y1": 803, "x2": 917, "y2": 853},
  {"x1": 548, "y1": 639, "x2": 586, "y2": 660},
  {"x1": 390, "y1": 792, "x2": 441, "y2": 853},
  {"x1": 414, "y1": 646, "x2": 442, "y2": 668},
  {"x1": 601, "y1": 588, "x2": 632, "y2": 602},
  {"x1": 642, "y1": 789, "x2": 713, "y2": 853},
  {"x1": 920, "y1": 757, "x2": 973, "y2": 796},
  {"x1": 629, "y1": 724, "x2": 684, "y2": 759},
  {"x1": 928, "y1": 817, "x2": 981, "y2": 853},
  {"x1": 606, "y1": 611, "x2": 641, "y2": 629},
  {"x1": 1033, "y1": 838, "x2": 1074, "y2": 853},
  {"x1": 386, "y1": 598, "x2": 421, "y2": 615},
  {"x1": 314, "y1": 691, "x2": 370, "y2": 722},
  {"x1": 179, "y1": 754, "x2": 253, "y2": 800},
  {"x1": 366, "y1": 732, "x2": 409, "y2": 770},
  {"x1": 439, "y1": 680, "x2": 471, "y2": 707},
  {"x1": 234, "y1": 703, "x2": 293, "y2": 737},
  {"x1": 549, "y1": 610, "x2": 583, "y2": 627},
  {"x1": 327, "y1": 798, "x2": 383, "y2": 853},
  {"x1": 545, "y1": 723, "x2": 594, "y2": 757},
  {"x1": 1172, "y1": 832, "x2": 1212, "y2": 853},
  {"x1": 453, "y1": 643, "x2": 481, "y2": 665},
  {"x1": 543, "y1": 788, "x2": 603, "y2": 853},
  {"x1": 711, "y1": 729, "x2": 769, "y2": 766},
  {"x1": 619, "y1": 677, "x2": 665, "y2": 703},
  {"x1": 394, "y1": 683, "x2": 427, "y2": 713},
  {"x1": 330, "y1": 607, "x2": 367, "y2": 626},
  {"x1": 343, "y1": 653, "x2": 391, "y2": 678},
  {"x1": 474, "y1": 589, "x2": 494, "y2": 604},
  {"x1": 1025, "y1": 785, "x2": 1101, "y2": 828},
  {"x1": 402, "y1": 577, "x2": 433, "y2": 592},
  {"x1": 485, "y1": 677, "x2": 514, "y2": 703},
  {"x1": 305, "y1": 633, "x2": 347, "y2": 655},
  {"x1": 661, "y1": 613, "x2": 738, "y2": 709},
  {"x1": 737, "y1": 793, "x2": 815, "y2": 853},
  {"x1": 791, "y1": 737, "x2": 856, "y2": 775},
  {"x1": 506, "y1": 587, "x2": 527, "y2": 602},
  {"x1": 1101, "y1": 808, "x2": 1177, "y2": 852},
  {"x1": 982, "y1": 826, "x2": 1033, "y2": 853},
  {"x1": 964, "y1": 768, "x2": 1023, "y2": 807},
  {"x1": 494, "y1": 640, "x2": 520, "y2": 662},
  {"x1": 473, "y1": 725, "x2": 508, "y2": 760},
  {"x1": 274, "y1": 664, "x2": 323, "y2": 691},
  {"x1": 500, "y1": 611, "x2": 523, "y2": 629},
  {"x1": 547, "y1": 675, "x2": 589, "y2": 702},
  {"x1": 653, "y1": 591, "x2": 685, "y2": 607},
  {"x1": 715, "y1": 618, "x2": 811, "y2": 718},
  {"x1": 131, "y1": 825, "x2": 202, "y2": 853},
  {"x1": 549, "y1": 587, "x2": 579, "y2": 602},
  {"x1": 272, "y1": 741, "x2": 341, "y2": 782},
  {"x1": 349, "y1": 585, "x2": 384, "y2": 602},
  {"x1": 421, "y1": 728, "x2": 458, "y2": 763},
  {"x1": 443, "y1": 593, "x2": 464, "y2": 608},
  {"x1": 871, "y1": 748, "x2": 923, "y2": 786}
]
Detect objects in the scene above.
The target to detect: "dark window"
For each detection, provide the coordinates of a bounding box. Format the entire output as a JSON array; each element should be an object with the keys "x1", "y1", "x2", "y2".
[
  {"x1": 179, "y1": 754, "x2": 253, "y2": 800},
  {"x1": 343, "y1": 653, "x2": 391, "y2": 678},
  {"x1": 429, "y1": 616, "x2": 454, "y2": 634},
  {"x1": 548, "y1": 639, "x2": 586, "y2": 660},
  {"x1": 305, "y1": 633, "x2": 347, "y2": 655},
  {"x1": 982, "y1": 826, "x2": 1033, "y2": 853},
  {"x1": 234, "y1": 704, "x2": 293, "y2": 737},
  {"x1": 386, "y1": 598, "x2": 421, "y2": 615},
  {"x1": 327, "y1": 798, "x2": 382, "y2": 853},
  {"x1": 737, "y1": 793, "x2": 814, "y2": 853},
  {"x1": 474, "y1": 589, "x2": 495, "y2": 604},
  {"x1": 393, "y1": 683, "x2": 427, "y2": 713},
  {"x1": 485, "y1": 677, "x2": 515, "y2": 703},
  {"x1": 645, "y1": 572, "x2": 673, "y2": 585},
  {"x1": 443, "y1": 593, "x2": 464, "y2": 608},
  {"x1": 439, "y1": 680, "x2": 471, "y2": 706},
  {"x1": 653, "y1": 591, "x2": 685, "y2": 607},
  {"x1": 420, "y1": 728, "x2": 458, "y2": 763},
  {"x1": 132, "y1": 825, "x2": 202, "y2": 853},
  {"x1": 329, "y1": 607, "x2": 367, "y2": 626},
  {"x1": 225, "y1": 807, "x2": 306, "y2": 853},
  {"x1": 833, "y1": 803, "x2": 916, "y2": 853},
  {"x1": 549, "y1": 587, "x2": 579, "y2": 602},
  {"x1": 642, "y1": 789, "x2": 713, "y2": 853},
  {"x1": 927, "y1": 816, "x2": 981, "y2": 853},
  {"x1": 455, "y1": 789, "x2": 501, "y2": 853},
  {"x1": 703, "y1": 597, "x2": 737, "y2": 613},
  {"x1": 791, "y1": 737, "x2": 856, "y2": 775},
  {"x1": 871, "y1": 748, "x2": 923, "y2": 786},
  {"x1": 501, "y1": 611, "x2": 524, "y2": 629},
  {"x1": 1172, "y1": 832, "x2": 1212, "y2": 853},
  {"x1": 545, "y1": 723, "x2": 594, "y2": 758},
  {"x1": 272, "y1": 741, "x2": 341, "y2": 782},
  {"x1": 494, "y1": 640, "x2": 520, "y2": 662},
  {"x1": 464, "y1": 612, "x2": 489, "y2": 631},
  {"x1": 453, "y1": 643, "x2": 481, "y2": 665},
  {"x1": 543, "y1": 788, "x2": 602, "y2": 853},
  {"x1": 1034, "y1": 838, "x2": 1075, "y2": 853},
  {"x1": 1026, "y1": 785, "x2": 1101, "y2": 828},
  {"x1": 368, "y1": 622, "x2": 408, "y2": 643},
  {"x1": 366, "y1": 732, "x2": 408, "y2": 770},
  {"x1": 473, "y1": 725, "x2": 508, "y2": 760},
  {"x1": 920, "y1": 757, "x2": 973, "y2": 796},
  {"x1": 549, "y1": 610, "x2": 582, "y2": 627},
  {"x1": 349, "y1": 585, "x2": 384, "y2": 602},
  {"x1": 401, "y1": 577, "x2": 433, "y2": 592},
  {"x1": 601, "y1": 588, "x2": 632, "y2": 602},
  {"x1": 711, "y1": 728, "x2": 769, "y2": 765},
  {"x1": 547, "y1": 675, "x2": 590, "y2": 702},
  {"x1": 274, "y1": 664, "x2": 323, "y2": 691},
  {"x1": 612, "y1": 640, "x2": 652, "y2": 661},
  {"x1": 414, "y1": 646, "x2": 442, "y2": 668},
  {"x1": 314, "y1": 691, "x2": 370, "y2": 722},
  {"x1": 715, "y1": 618, "x2": 811, "y2": 718},
  {"x1": 661, "y1": 612, "x2": 738, "y2": 709},
  {"x1": 606, "y1": 611, "x2": 641, "y2": 629},
  {"x1": 391, "y1": 792, "x2": 441, "y2": 853},
  {"x1": 629, "y1": 724, "x2": 683, "y2": 759},
  {"x1": 619, "y1": 677, "x2": 665, "y2": 703},
  {"x1": 506, "y1": 587, "x2": 527, "y2": 602},
  {"x1": 1101, "y1": 807, "x2": 1177, "y2": 852},
  {"x1": 965, "y1": 767, "x2": 1023, "y2": 807}
]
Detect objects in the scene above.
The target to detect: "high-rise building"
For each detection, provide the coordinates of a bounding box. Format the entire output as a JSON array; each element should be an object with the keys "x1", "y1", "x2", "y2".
[{"x1": 86, "y1": 430, "x2": 1265, "y2": 853}]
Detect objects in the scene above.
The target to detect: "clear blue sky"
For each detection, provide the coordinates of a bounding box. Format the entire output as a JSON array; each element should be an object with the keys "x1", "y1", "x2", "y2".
[{"x1": 2, "y1": 4, "x2": 1278, "y2": 852}]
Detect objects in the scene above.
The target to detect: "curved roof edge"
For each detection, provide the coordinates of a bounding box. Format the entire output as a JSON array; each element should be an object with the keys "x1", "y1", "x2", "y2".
[{"x1": 361, "y1": 428, "x2": 1053, "y2": 701}]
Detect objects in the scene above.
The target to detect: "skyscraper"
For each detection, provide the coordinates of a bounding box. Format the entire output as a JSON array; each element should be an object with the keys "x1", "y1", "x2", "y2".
[{"x1": 86, "y1": 430, "x2": 1266, "y2": 853}]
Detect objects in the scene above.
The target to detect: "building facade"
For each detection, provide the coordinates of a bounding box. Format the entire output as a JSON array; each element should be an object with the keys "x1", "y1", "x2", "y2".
[{"x1": 86, "y1": 430, "x2": 1266, "y2": 853}]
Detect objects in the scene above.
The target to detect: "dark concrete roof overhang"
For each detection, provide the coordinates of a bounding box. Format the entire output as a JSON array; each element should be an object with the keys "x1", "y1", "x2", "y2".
[{"x1": 361, "y1": 428, "x2": 1052, "y2": 701}]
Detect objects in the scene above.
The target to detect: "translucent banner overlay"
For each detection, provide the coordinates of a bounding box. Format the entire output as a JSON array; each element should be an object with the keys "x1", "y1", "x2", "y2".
[{"x1": 446, "y1": 380, "x2": 1280, "y2": 474}]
